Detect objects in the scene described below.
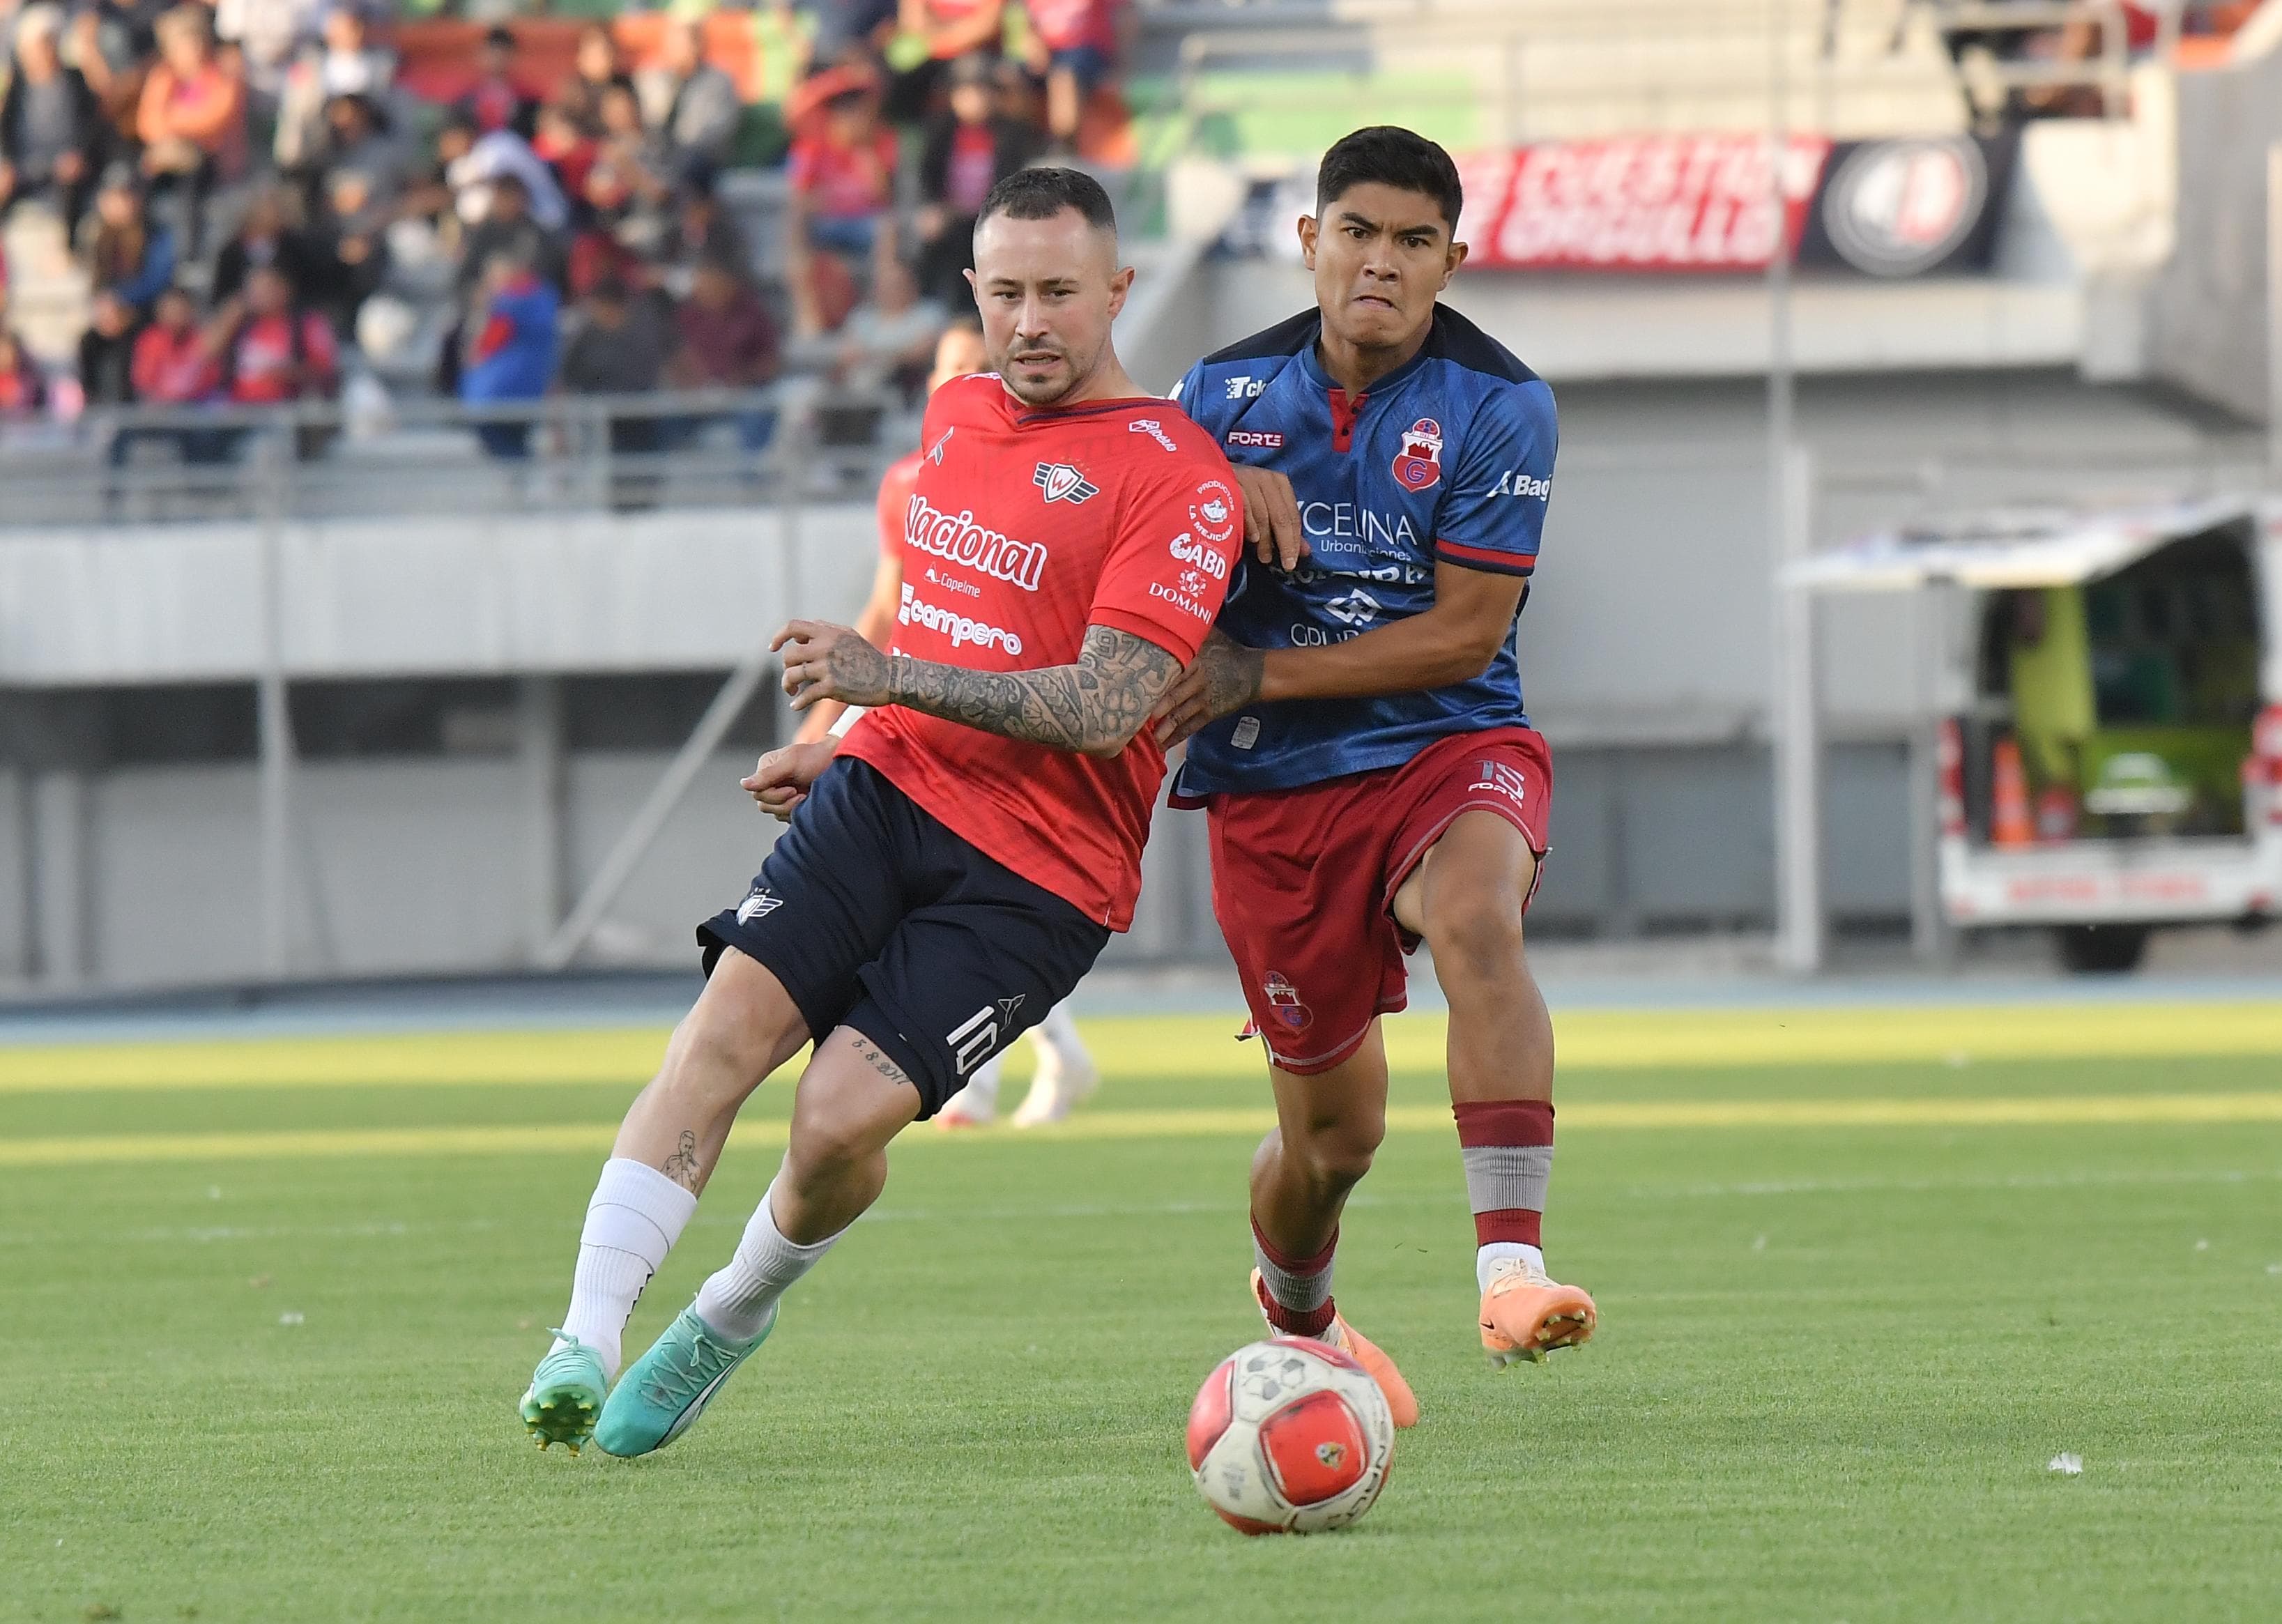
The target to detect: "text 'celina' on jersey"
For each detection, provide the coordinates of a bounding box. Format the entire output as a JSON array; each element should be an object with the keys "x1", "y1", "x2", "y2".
[
  {"x1": 1170, "y1": 304, "x2": 1557, "y2": 796},
  {"x1": 838, "y1": 371, "x2": 1242, "y2": 930}
]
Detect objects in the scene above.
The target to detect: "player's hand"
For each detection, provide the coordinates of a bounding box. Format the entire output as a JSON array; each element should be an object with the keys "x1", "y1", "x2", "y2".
[
  {"x1": 774, "y1": 619, "x2": 894, "y2": 711},
  {"x1": 742, "y1": 737, "x2": 839, "y2": 822},
  {"x1": 1232, "y1": 465, "x2": 1307, "y2": 572},
  {"x1": 1151, "y1": 630, "x2": 1267, "y2": 749}
]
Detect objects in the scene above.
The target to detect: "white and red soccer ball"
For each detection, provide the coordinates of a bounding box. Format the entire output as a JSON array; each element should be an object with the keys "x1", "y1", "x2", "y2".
[{"x1": 1186, "y1": 1337, "x2": 1395, "y2": 1534}]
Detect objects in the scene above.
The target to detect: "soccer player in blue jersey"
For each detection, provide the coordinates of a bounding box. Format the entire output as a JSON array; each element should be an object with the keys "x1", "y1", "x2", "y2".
[{"x1": 1154, "y1": 127, "x2": 1595, "y2": 1423}]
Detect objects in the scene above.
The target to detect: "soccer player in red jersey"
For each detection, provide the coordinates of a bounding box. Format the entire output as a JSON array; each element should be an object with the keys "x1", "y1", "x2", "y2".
[
  {"x1": 520, "y1": 167, "x2": 1241, "y2": 1457},
  {"x1": 792, "y1": 318, "x2": 1101, "y2": 1128},
  {"x1": 1154, "y1": 128, "x2": 1596, "y2": 1417}
]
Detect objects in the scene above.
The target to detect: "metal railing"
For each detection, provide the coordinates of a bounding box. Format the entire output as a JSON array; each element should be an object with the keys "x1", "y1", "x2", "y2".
[{"x1": 0, "y1": 383, "x2": 906, "y2": 528}]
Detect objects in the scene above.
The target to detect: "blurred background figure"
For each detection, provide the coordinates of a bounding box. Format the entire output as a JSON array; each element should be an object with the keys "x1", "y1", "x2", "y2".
[
  {"x1": 0, "y1": 4, "x2": 104, "y2": 235},
  {"x1": 459, "y1": 245, "x2": 558, "y2": 459},
  {"x1": 135, "y1": 3, "x2": 244, "y2": 256}
]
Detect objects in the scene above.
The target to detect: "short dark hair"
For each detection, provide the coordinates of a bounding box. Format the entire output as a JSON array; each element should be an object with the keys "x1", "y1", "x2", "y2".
[
  {"x1": 1315, "y1": 126, "x2": 1463, "y2": 233},
  {"x1": 977, "y1": 166, "x2": 1117, "y2": 237}
]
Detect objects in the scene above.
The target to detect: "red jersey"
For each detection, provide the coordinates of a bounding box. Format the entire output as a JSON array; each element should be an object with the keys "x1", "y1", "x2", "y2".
[
  {"x1": 876, "y1": 449, "x2": 923, "y2": 559},
  {"x1": 789, "y1": 128, "x2": 898, "y2": 220},
  {"x1": 840, "y1": 374, "x2": 1241, "y2": 930}
]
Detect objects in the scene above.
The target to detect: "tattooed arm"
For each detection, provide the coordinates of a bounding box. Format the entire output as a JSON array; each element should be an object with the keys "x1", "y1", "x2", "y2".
[{"x1": 773, "y1": 619, "x2": 1183, "y2": 758}]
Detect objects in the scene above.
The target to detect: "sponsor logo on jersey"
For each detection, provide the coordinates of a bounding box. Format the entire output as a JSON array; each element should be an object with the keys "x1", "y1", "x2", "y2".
[
  {"x1": 903, "y1": 493, "x2": 1050, "y2": 591},
  {"x1": 1190, "y1": 480, "x2": 1238, "y2": 546},
  {"x1": 1301, "y1": 503, "x2": 1419, "y2": 551},
  {"x1": 735, "y1": 888, "x2": 783, "y2": 924},
  {"x1": 1129, "y1": 419, "x2": 1180, "y2": 453},
  {"x1": 1223, "y1": 374, "x2": 1266, "y2": 399},
  {"x1": 1225, "y1": 429, "x2": 1285, "y2": 449},
  {"x1": 1324, "y1": 587, "x2": 1381, "y2": 627},
  {"x1": 1147, "y1": 581, "x2": 1216, "y2": 622},
  {"x1": 1179, "y1": 568, "x2": 1210, "y2": 597},
  {"x1": 1469, "y1": 760, "x2": 1532, "y2": 806},
  {"x1": 924, "y1": 566, "x2": 981, "y2": 599},
  {"x1": 1492, "y1": 470, "x2": 1552, "y2": 499},
  {"x1": 1393, "y1": 418, "x2": 1444, "y2": 491},
  {"x1": 1170, "y1": 532, "x2": 1230, "y2": 580},
  {"x1": 900, "y1": 582, "x2": 1025, "y2": 654},
  {"x1": 926, "y1": 426, "x2": 955, "y2": 466},
  {"x1": 1033, "y1": 461, "x2": 1100, "y2": 505},
  {"x1": 1262, "y1": 970, "x2": 1312, "y2": 1034}
]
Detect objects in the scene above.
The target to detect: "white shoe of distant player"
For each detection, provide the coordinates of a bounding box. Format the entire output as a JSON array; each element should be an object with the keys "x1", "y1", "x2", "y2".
[
  {"x1": 936, "y1": 1056, "x2": 1002, "y2": 1131},
  {"x1": 1011, "y1": 1043, "x2": 1098, "y2": 1128}
]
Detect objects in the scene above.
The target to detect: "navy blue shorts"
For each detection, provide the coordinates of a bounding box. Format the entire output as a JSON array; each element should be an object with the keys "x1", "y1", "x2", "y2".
[{"x1": 697, "y1": 757, "x2": 1112, "y2": 1119}]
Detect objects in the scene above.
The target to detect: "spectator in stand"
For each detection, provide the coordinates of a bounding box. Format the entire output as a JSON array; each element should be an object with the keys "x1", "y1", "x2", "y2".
[
  {"x1": 136, "y1": 4, "x2": 245, "y2": 256},
  {"x1": 1, "y1": 5, "x2": 104, "y2": 234},
  {"x1": 829, "y1": 256, "x2": 942, "y2": 402},
  {"x1": 786, "y1": 75, "x2": 896, "y2": 333},
  {"x1": 455, "y1": 171, "x2": 563, "y2": 302},
  {"x1": 459, "y1": 26, "x2": 537, "y2": 141},
  {"x1": 212, "y1": 183, "x2": 327, "y2": 308},
  {"x1": 1023, "y1": 0, "x2": 1124, "y2": 155},
  {"x1": 564, "y1": 24, "x2": 635, "y2": 133},
  {"x1": 130, "y1": 283, "x2": 213, "y2": 402},
  {"x1": 72, "y1": 0, "x2": 167, "y2": 151},
  {"x1": 437, "y1": 111, "x2": 569, "y2": 239},
  {"x1": 0, "y1": 324, "x2": 47, "y2": 420},
  {"x1": 668, "y1": 171, "x2": 751, "y2": 280},
  {"x1": 588, "y1": 82, "x2": 675, "y2": 256},
  {"x1": 274, "y1": 0, "x2": 396, "y2": 174},
  {"x1": 80, "y1": 165, "x2": 176, "y2": 314},
  {"x1": 314, "y1": 164, "x2": 390, "y2": 335},
  {"x1": 891, "y1": 0, "x2": 1004, "y2": 121},
  {"x1": 666, "y1": 256, "x2": 778, "y2": 448},
  {"x1": 459, "y1": 245, "x2": 558, "y2": 458},
  {"x1": 213, "y1": 261, "x2": 337, "y2": 407},
  {"x1": 558, "y1": 273, "x2": 667, "y2": 493},
  {"x1": 533, "y1": 100, "x2": 599, "y2": 216},
  {"x1": 214, "y1": 0, "x2": 325, "y2": 117},
  {"x1": 308, "y1": 91, "x2": 404, "y2": 206},
  {"x1": 806, "y1": 0, "x2": 901, "y2": 69},
  {"x1": 639, "y1": 19, "x2": 740, "y2": 189},
  {"x1": 914, "y1": 52, "x2": 1038, "y2": 307},
  {"x1": 79, "y1": 287, "x2": 141, "y2": 406},
  {"x1": 566, "y1": 163, "x2": 648, "y2": 298}
]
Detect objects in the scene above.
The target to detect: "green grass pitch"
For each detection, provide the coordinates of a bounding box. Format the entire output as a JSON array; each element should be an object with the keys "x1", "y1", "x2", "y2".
[{"x1": 3, "y1": 1008, "x2": 2279, "y2": 1622}]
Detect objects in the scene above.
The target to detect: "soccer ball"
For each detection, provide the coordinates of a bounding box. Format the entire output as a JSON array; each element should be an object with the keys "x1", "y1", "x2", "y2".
[{"x1": 1185, "y1": 1336, "x2": 1395, "y2": 1534}]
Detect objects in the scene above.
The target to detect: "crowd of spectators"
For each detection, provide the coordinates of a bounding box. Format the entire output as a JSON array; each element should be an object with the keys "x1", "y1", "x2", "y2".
[{"x1": 0, "y1": 0, "x2": 1134, "y2": 458}]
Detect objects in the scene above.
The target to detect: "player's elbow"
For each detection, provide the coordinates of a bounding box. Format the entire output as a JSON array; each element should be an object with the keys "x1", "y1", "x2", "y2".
[{"x1": 1444, "y1": 622, "x2": 1508, "y2": 682}]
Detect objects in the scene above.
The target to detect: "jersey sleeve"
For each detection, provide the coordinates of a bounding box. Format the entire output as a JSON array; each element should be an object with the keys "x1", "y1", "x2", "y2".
[
  {"x1": 1170, "y1": 362, "x2": 1224, "y2": 436},
  {"x1": 1088, "y1": 451, "x2": 1243, "y2": 664},
  {"x1": 1432, "y1": 378, "x2": 1557, "y2": 578}
]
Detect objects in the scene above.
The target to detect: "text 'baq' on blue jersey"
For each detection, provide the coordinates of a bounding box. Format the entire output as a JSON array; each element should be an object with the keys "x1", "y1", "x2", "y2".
[{"x1": 1169, "y1": 302, "x2": 1558, "y2": 798}]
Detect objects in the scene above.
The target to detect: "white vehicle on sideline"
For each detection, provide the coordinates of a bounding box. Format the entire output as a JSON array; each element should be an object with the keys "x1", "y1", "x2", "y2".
[{"x1": 1794, "y1": 497, "x2": 2282, "y2": 972}]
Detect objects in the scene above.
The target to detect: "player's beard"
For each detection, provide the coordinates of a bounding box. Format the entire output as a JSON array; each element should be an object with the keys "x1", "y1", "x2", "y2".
[{"x1": 999, "y1": 337, "x2": 1092, "y2": 408}]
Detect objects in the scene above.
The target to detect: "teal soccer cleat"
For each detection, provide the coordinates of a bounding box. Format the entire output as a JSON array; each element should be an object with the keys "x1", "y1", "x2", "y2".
[
  {"x1": 595, "y1": 1304, "x2": 776, "y2": 1458},
  {"x1": 520, "y1": 1331, "x2": 609, "y2": 1454}
]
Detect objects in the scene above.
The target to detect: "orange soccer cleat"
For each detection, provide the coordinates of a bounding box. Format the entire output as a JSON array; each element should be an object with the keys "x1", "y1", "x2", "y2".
[
  {"x1": 1478, "y1": 1259, "x2": 1597, "y2": 1368},
  {"x1": 1250, "y1": 1269, "x2": 1420, "y2": 1429}
]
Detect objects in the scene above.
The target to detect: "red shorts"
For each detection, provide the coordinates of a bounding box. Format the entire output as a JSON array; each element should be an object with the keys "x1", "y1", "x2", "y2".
[{"x1": 1201, "y1": 726, "x2": 1552, "y2": 1075}]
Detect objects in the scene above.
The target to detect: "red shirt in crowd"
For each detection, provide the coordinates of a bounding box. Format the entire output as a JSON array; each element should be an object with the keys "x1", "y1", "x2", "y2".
[
  {"x1": 1027, "y1": 0, "x2": 1121, "y2": 52},
  {"x1": 838, "y1": 374, "x2": 1240, "y2": 930},
  {"x1": 789, "y1": 128, "x2": 898, "y2": 220},
  {"x1": 943, "y1": 123, "x2": 997, "y2": 215},
  {"x1": 227, "y1": 312, "x2": 337, "y2": 404},
  {"x1": 131, "y1": 325, "x2": 217, "y2": 404}
]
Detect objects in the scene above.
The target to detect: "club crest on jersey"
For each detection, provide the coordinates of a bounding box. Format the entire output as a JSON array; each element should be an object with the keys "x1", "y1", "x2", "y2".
[
  {"x1": 1033, "y1": 462, "x2": 1099, "y2": 505},
  {"x1": 1262, "y1": 971, "x2": 1312, "y2": 1034},
  {"x1": 1393, "y1": 418, "x2": 1444, "y2": 491}
]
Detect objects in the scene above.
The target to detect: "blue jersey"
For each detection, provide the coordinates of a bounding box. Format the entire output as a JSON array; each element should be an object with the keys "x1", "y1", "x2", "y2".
[{"x1": 1170, "y1": 304, "x2": 1557, "y2": 796}]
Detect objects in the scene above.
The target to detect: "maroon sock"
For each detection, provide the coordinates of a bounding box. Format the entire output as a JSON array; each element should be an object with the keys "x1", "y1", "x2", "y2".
[{"x1": 1453, "y1": 1098, "x2": 1554, "y2": 1249}]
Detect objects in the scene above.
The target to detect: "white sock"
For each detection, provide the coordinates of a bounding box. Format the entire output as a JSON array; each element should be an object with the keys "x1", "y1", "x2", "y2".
[
  {"x1": 693, "y1": 1172, "x2": 848, "y2": 1342},
  {"x1": 944, "y1": 1052, "x2": 1002, "y2": 1117},
  {"x1": 1477, "y1": 1241, "x2": 1546, "y2": 1292},
  {"x1": 557, "y1": 1158, "x2": 697, "y2": 1379},
  {"x1": 1031, "y1": 1002, "x2": 1088, "y2": 1071}
]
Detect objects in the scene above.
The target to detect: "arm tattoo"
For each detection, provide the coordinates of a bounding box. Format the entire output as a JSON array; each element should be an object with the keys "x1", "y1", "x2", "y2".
[
  {"x1": 885, "y1": 625, "x2": 1182, "y2": 755},
  {"x1": 660, "y1": 1131, "x2": 702, "y2": 1192}
]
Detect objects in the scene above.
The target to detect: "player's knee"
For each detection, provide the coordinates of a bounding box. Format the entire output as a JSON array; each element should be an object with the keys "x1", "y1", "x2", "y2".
[
  {"x1": 1424, "y1": 889, "x2": 1526, "y2": 981},
  {"x1": 1291, "y1": 1111, "x2": 1384, "y2": 1190},
  {"x1": 785, "y1": 1100, "x2": 883, "y2": 1180}
]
